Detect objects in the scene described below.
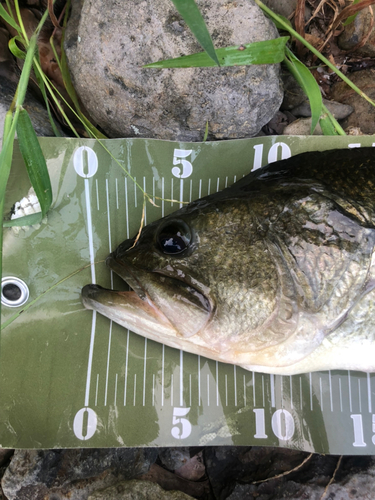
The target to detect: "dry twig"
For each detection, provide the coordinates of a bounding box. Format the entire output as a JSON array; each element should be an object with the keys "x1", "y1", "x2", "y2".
[
  {"x1": 319, "y1": 455, "x2": 342, "y2": 500},
  {"x1": 252, "y1": 453, "x2": 313, "y2": 485}
]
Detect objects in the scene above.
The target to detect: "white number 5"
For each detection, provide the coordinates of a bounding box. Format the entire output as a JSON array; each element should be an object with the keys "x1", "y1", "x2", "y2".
[
  {"x1": 171, "y1": 407, "x2": 192, "y2": 439},
  {"x1": 172, "y1": 149, "x2": 193, "y2": 178}
]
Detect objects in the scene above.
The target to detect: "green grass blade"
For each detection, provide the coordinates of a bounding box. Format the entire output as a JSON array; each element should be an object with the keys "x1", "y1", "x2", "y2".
[
  {"x1": 145, "y1": 36, "x2": 289, "y2": 68},
  {"x1": 32, "y1": 60, "x2": 62, "y2": 137},
  {"x1": 0, "y1": 110, "x2": 17, "y2": 325},
  {"x1": 0, "y1": 3, "x2": 20, "y2": 32},
  {"x1": 3, "y1": 213, "x2": 43, "y2": 227},
  {"x1": 255, "y1": 0, "x2": 375, "y2": 111},
  {"x1": 170, "y1": 0, "x2": 220, "y2": 66},
  {"x1": 283, "y1": 48, "x2": 322, "y2": 134},
  {"x1": 16, "y1": 108, "x2": 52, "y2": 216},
  {"x1": 16, "y1": 34, "x2": 37, "y2": 107},
  {"x1": 8, "y1": 36, "x2": 26, "y2": 59},
  {"x1": 321, "y1": 104, "x2": 346, "y2": 135},
  {"x1": 203, "y1": 121, "x2": 209, "y2": 142},
  {"x1": 319, "y1": 115, "x2": 338, "y2": 135}
]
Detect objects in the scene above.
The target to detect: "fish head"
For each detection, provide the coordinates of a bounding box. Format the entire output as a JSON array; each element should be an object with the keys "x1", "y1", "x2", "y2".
[{"x1": 82, "y1": 194, "x2": 284, "y2": 361}]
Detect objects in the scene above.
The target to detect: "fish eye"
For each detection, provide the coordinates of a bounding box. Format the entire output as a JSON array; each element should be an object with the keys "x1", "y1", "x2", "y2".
[{"x1": 157, "y1": 220, "x2": 191, "y2": 255}]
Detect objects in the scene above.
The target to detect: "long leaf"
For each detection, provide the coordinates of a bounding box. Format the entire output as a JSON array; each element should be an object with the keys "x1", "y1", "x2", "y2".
[
  {"x1": 145, "y1": 36, "x2": 289, "y2": 68},
  {"x1": 0, "y1": 3, "x2": 20, "y2": 32},
  {"x1": 283, "y1": 48, "x2": 322, "y2": 134},
  {"x1": 16, "y1": 34, "x2": 37, "y2": 107},
  {"x1": 0, "y1": 110, "x2": 17, "y2": 325},
  {"x1": 3, "y1": 213, "x2": 43, "y2": 227},
  {"x1": 170, "y1": 0, "x2": 220, "y2": 66},
  {"x1": 16, "y1": 109, "x2": 52, "y2": 216}
]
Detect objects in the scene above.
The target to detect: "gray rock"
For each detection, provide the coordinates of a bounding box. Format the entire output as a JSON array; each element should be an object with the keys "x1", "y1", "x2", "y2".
[
  {"x1": 226, "y1": 455, "x2": 375, "y2": 500},
  {"x1": 158, "y1": 448, "x2": 191, "y2": 471},
  {"x1": 338, "y1": 7, "x2": 375, "y2": 57},
  {"x1": 88, "y1": 479, "x2": 194, "y2": 499},
  {"x1": 1, "y1": 448, "x2": 158, "y2": 500},
  {"x1": 64, "y1": 0, "x2": 283, "y2": 141},
  {"x1": 280, "y1": 72, "x2": 307, "y2": 111},
  {"x1": 262, "y1": 0, "x2": 311, "y2": 21},
  {"x1": 204, "y1": 447, "x2": 375, "y2": 500},
  {"x1": 0, "y1": 78, "x2": 62, "y2": 148},
  {"x1": 292, "y1": 98, "x2": 353, "y2": 120},
  {"x1": 282, "y1": 117, "x2": 322, "y2": 135}
]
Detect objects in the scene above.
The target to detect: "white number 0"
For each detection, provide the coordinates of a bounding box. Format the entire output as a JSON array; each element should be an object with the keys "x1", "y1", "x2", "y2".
[
  {"x1": 171, "y1": 407, "x2": 192, "y2": 439},
  {"x1": 172, "y1": 149, "x2": 193, "y2": 178}
]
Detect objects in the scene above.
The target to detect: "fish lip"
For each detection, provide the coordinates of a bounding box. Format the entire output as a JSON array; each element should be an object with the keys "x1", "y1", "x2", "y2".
[
  {"x1": 106, "y1": 255, "x2": 212, "y2": 314},
  {"x1": 106, "y1": 254, "x2": 148, "y2": 299}
]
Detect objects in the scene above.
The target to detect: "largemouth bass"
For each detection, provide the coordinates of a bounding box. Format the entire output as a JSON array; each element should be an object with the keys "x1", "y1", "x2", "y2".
[{"x1": 82, "y1": 148, "x2": 375, "y2": 375}]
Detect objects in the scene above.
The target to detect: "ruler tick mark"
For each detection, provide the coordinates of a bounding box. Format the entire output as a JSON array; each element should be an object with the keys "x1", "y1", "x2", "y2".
[
  {"x1": 319, "y1": 377, "x2": 323, "y2": 411},
  {"x1": 198, "y1": 356, "x2": 201, "y2": 406},
  {"x1": 180, "y1": 350, "x2": 183, "y2": 407},
  {"x1": 329, "y1": 371, "x2": 333, "y2": 412},
  {"x1": 339, "y1": 377, "x2": 343, "y2": 412},
  {"x1": 95, "y1": 374, "x2": 99, "y2": 407},
  {"x1": 95, "y1": 179, "x2": 99, "y2": 210},
  {"x1": 125, "y1": 178, "x2": 129, "y2": 239},
  {"x1": 234, "y1": 365, "x2": 237, "y2": 407},
  {"x1": 270, "y1": 374, "x2": 275, "y2": 408},
  {"x1": 189, "y1": 374, "x2": 192, "y2": 407},
  {"x1": 253, "y1": 371, "x2": 256, "y2": 407},
  {"x1": 114, "y1": 374, "x2": 118, "y2": 406},
  {"x1": 367, "y1": 373, "x2": 372, "y2": 413},
  {"x1": 216, "y1": 361, "x2": 219, "y2": 407},
  {"x1": 262, "y1": 375, "x2": 265, "y2": 408},
  {"x1": 143, "y1": 177, "x2": 147, "y2": 225},
  {"x1": 171, "y1": 374, "x2": 174, "y2": 407},
  {"x1": 143, "y1": 338, "x2": 147, "y2": 407},
  {"x1": 104, "y1": 320, "x2": 113, "y2": 407},
  {"x1": 162, "y1": 344, "x2": 165, "y2": 407},
  {"x1": 290, "y1": 376, "x2": 294, "y2": 410},
  {"x1": 124, "y1": 330, "x2": 130, "y2": 406},
  {"x1": 348, "y1": 371, "x2": 353, "y2": 413}
]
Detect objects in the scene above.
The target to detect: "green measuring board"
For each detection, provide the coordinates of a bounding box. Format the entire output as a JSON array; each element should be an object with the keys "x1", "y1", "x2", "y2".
[{"x1": 2, "y1": 135, "x2": 375, "y2": 453}]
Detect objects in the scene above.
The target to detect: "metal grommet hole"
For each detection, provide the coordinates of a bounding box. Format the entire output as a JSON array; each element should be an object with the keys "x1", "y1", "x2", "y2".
[{"x1": 1, "y1": 277, "x2": 29, "y2": 307}]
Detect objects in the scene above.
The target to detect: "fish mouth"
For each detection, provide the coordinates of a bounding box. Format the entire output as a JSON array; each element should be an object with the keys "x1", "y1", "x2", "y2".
[{"x1": 82, "y1": 255, "x2": 212, "y2": 341}]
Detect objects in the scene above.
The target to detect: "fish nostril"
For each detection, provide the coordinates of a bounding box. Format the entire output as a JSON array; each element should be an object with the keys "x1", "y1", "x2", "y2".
[{"x1": 1, "y1": 277, "x2": 29, "y2": 307}]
